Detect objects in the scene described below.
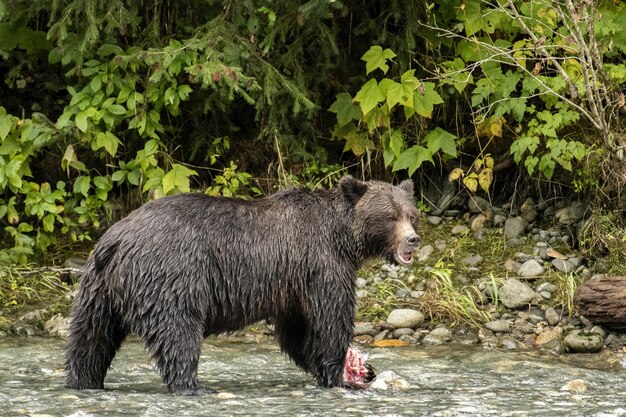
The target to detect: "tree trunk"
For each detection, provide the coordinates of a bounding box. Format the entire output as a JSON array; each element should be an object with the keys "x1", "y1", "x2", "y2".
[{"x1": 574, "y1": 276, "x2": 626, "y2": 328}]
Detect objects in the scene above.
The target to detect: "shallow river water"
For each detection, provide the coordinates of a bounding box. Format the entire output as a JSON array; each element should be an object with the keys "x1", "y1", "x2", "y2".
[{"x1": 1, "y1": 336, "x2": 626, "y2": 416}]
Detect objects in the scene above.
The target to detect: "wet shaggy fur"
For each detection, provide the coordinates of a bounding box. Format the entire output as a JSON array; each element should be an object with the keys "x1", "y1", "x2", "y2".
[{"x1": 65, "y1": 176, "x2": 420, "y2": 395}]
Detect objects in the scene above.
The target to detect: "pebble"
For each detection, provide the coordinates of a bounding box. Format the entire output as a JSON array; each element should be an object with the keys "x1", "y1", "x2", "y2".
[
  {"x1": 355, "y1": 278, "x2": 368, "y2": 288},
  {"x1": 499, "y1": 279, "x2": 536, "y2": 309},
  {"x1": 545, "y1": 307, "x2": 561, "y2": 326},
  {"x1": 451, "y1": 225, "x2": 470, "y2": 235},
  {"x1": 426, "y1": 216, "x2": 443, "y2": 226},
  {"x1": 504, "y1": 217, "x2": 528, "y2": 240},
  {"x1": 518, "y1": 259, "x2": 545, "y2": 277},
  {"x1": 551, "y1": 258, "x2": 575, "y2": 273},
  {"x1": 354, "y1": 322, "x2": 379, "y2": 336},
  {"x1": 468, "y1": 196, "x2": 490, "y2": 213},
  {"x1": 485, "y1": 320, "x2": 510, "y2": 333},
  {"x1": 498, "y1": 335, "x2": 522, "y2": 350},
  {"x1": 416, "y1": 245, "x2": 434, "y2": 262},
  {"x1": 462, "y1": 254, "x2": 483, "y2": 267},
  {"x1": 386, "y1": 309, "x2": 424, "y2": 329},
  {"x1": 564, "y1": 330, "x2": 604, "y2": 353}
]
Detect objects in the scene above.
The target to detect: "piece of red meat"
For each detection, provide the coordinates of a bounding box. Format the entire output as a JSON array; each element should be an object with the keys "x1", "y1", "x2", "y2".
[{"x1": 343, "y1": 346, "x2": 376, "y2": 389}]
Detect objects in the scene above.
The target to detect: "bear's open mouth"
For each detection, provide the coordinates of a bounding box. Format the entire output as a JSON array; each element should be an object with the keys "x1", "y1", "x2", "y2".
[{"x1": 395, "y1": 250, "x2": 414, "y2": 265}]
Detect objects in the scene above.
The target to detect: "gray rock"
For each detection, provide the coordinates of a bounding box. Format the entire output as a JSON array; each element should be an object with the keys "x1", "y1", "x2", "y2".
[
  {"x1": 536, "y1": 282, "x2": 556, "y2": 293},
  {"x1": 393, "y1": 328, "x2": 416, "y2": 338},
  {"x1": 470, "y1": 214, "x2": 492, "y2": 232},
  {"x1": 545, "y1": 307, "x2": 560, "y2": 326},
  {"x1": 493, "y1": 214, "x2": 506, "y2": 227},
  {"x1": 485, "y1": 320, "x2": 510, "y2": 333},
  {"x1": 555, "y1": 202, "x2": 587, "y2": 225},
  {"x1": 521, "y1": 209, "x2": 538, "y2": 223},
  {"x1": 499, "y1": 278, "x2": 536, "y2": 309},
  {"x1": 518, "y1": 259, "x2": 545, "y2": 277},
  {"x1": 468, "y1": 196, "x2": 490, "y2": 213},
  {"x1": 504, "y1": 259, "x2": 522, "y2": 273},
  {"x1": 355, "y1": 278, "x2": 368, "y2": 288},
  {"x1": 416, "y1": 245, "x2": 434, "y2": 262},
  {"x1": 539, "y1": 291, "x2": 551, "y2": 299},
  {"x1": 398, "y1": 335, "x2": 418, "y2": 344},
  {"x1": 355, "y1": 290, "x2": 368, "y2": 298},
  {"x1": 386, "y1": 309, "x2": 425, "y2": 329},
  {"x1": 590, "y1": 325, "x2": 606, "y2": 339},
  {"x1": 421, "y1": 333, "x2": 446, "y2": 345},
  {"x1": 498, "y1": 335, "x2": 522, "y2": 350},
  {"x1": 354, "y1": 322, "x2": 379, "y2": 336},
  {"x1": 506, "y1": 238, "x2": 525, "y2": 247},
  {"x1": 374, "y1": 330, "x2": 390, "y2": 341},
  {"x1": 44, "y1": 314, "x2": 71, "y2": 337},
  {"x1": 564, "y1": 330, "x2": 604, "y2": 353},
  {"x1": 462, "y1": 254, "x2": 483, "y2": 267},
  {"x1": 551, "y1": 258, "x2": 575, "y2": 273},
  {"x1": 395, "y1": 288, "x2": 410, "y2": 298},
  {"x1": 19, "y1": 309, "x2": 48, "y2": 324},
  {"x1": 410, "y1": 290, "x2": 425, "y2": 299},
  {"x1": 504, "y1": 217, "x2": 529, "y2": 240},
  {"x1": 429, "y1": 326, "x2": 452, "y2": 340},
  {"x1": 426, "y1": 216, "x2": 443, "y2": 226},
  {"x1": 451, "y1": 225, "x2": 470, "y2": 236},
  {"x1": 434, "y1": 239, "x2": 447, "y2": 251}
]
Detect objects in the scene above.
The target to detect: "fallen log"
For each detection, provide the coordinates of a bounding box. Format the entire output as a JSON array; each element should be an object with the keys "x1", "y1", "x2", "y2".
[{"x1": 574, "y1": 276, "x2": 626, "y2": 328}]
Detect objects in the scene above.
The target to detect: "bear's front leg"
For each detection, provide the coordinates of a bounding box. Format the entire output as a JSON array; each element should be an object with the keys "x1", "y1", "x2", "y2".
[{"x1": 305, "y1": 272, "x2": 356, "y2": 388}]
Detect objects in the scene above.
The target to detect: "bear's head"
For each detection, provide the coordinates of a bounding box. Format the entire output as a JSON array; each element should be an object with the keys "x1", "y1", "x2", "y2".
[{"x1": 339, "y1": 176, "x2": 421, "y2": 266}]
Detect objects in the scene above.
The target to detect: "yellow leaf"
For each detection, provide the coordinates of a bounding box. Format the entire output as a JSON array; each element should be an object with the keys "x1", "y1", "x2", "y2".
[
  {"x1": 485, "y1": 156, "x2": 494, "y2": 169},
  {"x1": 463, "y1": 175, "x2": 478, "y2": 193},
  {"x1": 478, "y1": 168, "x2": 493, "y2": 192},
  {"x1": 448, "y1": 167, "x2": 464, "y2": 181}
]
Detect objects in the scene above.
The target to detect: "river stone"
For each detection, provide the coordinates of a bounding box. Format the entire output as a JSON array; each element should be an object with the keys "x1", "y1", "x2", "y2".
[
  {"x1": 564, "y1": 330, "x2": 604, "y2": 353},
  {"x1": 451, "y1": 225, "x2": 470, "y2": 236},
  {"x1": 499, "y1": 279, "x2": 536, "y2": 309},
  {"x1": 535, "y1": 328, "x2": 564, "y2": 350},
  {"x1": 504, "y1": 217, "x2": 528, "y2": 240},
  {"x1": 504, "y1": 259, "x2": 522, "y2": 273},
  {"x1": 462, "y1": 254, "x2": 483, "y2": 267},
  {"x1": 551, "y1": 258, "x2": 574, "y2": 273},
  {"x1": 485, "y1": 320, "x2": 510, "y2": 333},
  {"x1": 393, "y1": 328, "x2": 416, "y2": 338},
  {"x1": 386, "y1": 309, "x2": 424, "y2": 329},
  {"x1": 521, "y1": 209, "x2": 538, "y2": 223},
  {"x1": 536, "y1": 282, "x2": 557, "y2": 293},
  {"x1": 355, "y1": 290, "x2": 368, "y2": 298},
  {"x1": 370, "y1": 378, "x2": 388, "y2": 390},
  {"x1": 555, "y1": 202, "x2": 587, "y2": 225},
  {"x1": 468, "y1": 196, "x2": 490, "y2": 213},
  {"x1": 416, "y1": 245, "x2": 434, "y2": 262},
  {"x1": 545, "y1": 307, "x2": 560, "y2": 326},
  {"x1": 498, "y1": 335, "x2": 522, "y2": 350},
  {"x1": 518, "y1": 259, "x2": 545, "y2": 277},
  {"x1": 374, "y1": 330, "x2": 390, "y2": 341},
  {"x1": 355, "y1": 278, "x2": 367, "y2": 288},
  {"x1": 493, "y1": 214, "x2": 506, "y2": 227},
  {"x1": 470, "y1": 214, "x2": 492, "y2": 232},
  {"x1": 44, "y1": 314, "x2": 71, "y2": 337},
  {"x1": 354, "y1": 322, "x2": 379, "y2": 336},
  {"x1": 19, "y1": 309, "x2": 48, "y2": 324},
  {"x1": 426, "y1": 216, "x2": 443, "y2": 226},
  {"x1": 561, "y1": 379, "x2": 588, "y2": 393}
]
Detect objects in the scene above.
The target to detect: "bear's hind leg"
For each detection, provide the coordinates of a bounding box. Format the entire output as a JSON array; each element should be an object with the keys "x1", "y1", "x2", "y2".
[
  {"x1": 140, "y1": 312, "x2": 212, "y2": 395},
  {"x1": 65, "y1": 295, "x2": 127, "y2": 390}
]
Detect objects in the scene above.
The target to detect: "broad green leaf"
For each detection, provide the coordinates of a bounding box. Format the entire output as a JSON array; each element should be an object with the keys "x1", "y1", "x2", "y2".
[
  {"x1": 96, "y1": 131, "x2": 121, "y2": 156},
  {"x1": 111, "y1": 170, "x2": 126, "y2": 183},
  {"x1": 425, "y1": 127, "x2": 458, "y2": 157},
  {"x1": 329, "y1": 92, "x2": 361, "y2": 127},
  {"x1": 162, "y1": 164, "x2": 198, "y2": 195},
  {"x1": 75, "y1": 111, "x2": 88, "y2": 132},
  {"x1": 408, "y1": 82, "x2": 443, "y2": 118},
  {"x1": 0, "y1": 136, "x2": 20, "y2": 156},
  {"x1": 354, "y1": 79, "x2": 385, "y2": 115},
  {"x1": 388, "y1": 129, "x2": 404, "y2": 156},
  {"x1": 0, "y1": 113, "x2": 12, "y2": 140},
  {"x1": 73, "y1": 175, "x2": 90, "y2": 197},
  {"x1": 459, "y1": 0, "x2": 485, "y2": 36},
  {"x1": 380, "y1": 79, "x2": 413, "y2": 109},
  {"x1": 361, "y1": 45, "x2": 396, "y2": 75},
  {"x1": 43, "y1": 213, "x2": 55, "y2": 232},
  {"x1": 393, "y1": 145, "x2": 434, "y2": 176}
]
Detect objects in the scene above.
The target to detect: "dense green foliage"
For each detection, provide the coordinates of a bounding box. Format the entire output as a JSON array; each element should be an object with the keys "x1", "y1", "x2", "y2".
[{"x1": 0, "y1": 0, "x2": 625, "y2": 262}]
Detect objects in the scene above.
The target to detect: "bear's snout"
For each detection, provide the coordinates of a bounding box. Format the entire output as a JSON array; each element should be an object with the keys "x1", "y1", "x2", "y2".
[{"x1": 406, "y1": 233, "x2": 420, "y2": 247}]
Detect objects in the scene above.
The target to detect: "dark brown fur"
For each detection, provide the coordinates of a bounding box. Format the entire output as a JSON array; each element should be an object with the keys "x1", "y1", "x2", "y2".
[{"x1": 65, "y1": 176, "x2": 420, "y2": 395}]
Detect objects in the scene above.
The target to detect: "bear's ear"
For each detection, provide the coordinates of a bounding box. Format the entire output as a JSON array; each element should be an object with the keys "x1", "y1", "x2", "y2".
[
  {"x1": 339, "y1": 175, "x2": 368, "y2": 205},
  {"x1": 398, "y1": 179, "x2": 414, "y2": 197}
]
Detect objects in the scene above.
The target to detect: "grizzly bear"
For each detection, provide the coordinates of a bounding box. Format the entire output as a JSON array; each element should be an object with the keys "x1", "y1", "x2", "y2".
[{"x1": 65, "y1": 176, "x2": 420, "y2": 395}]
